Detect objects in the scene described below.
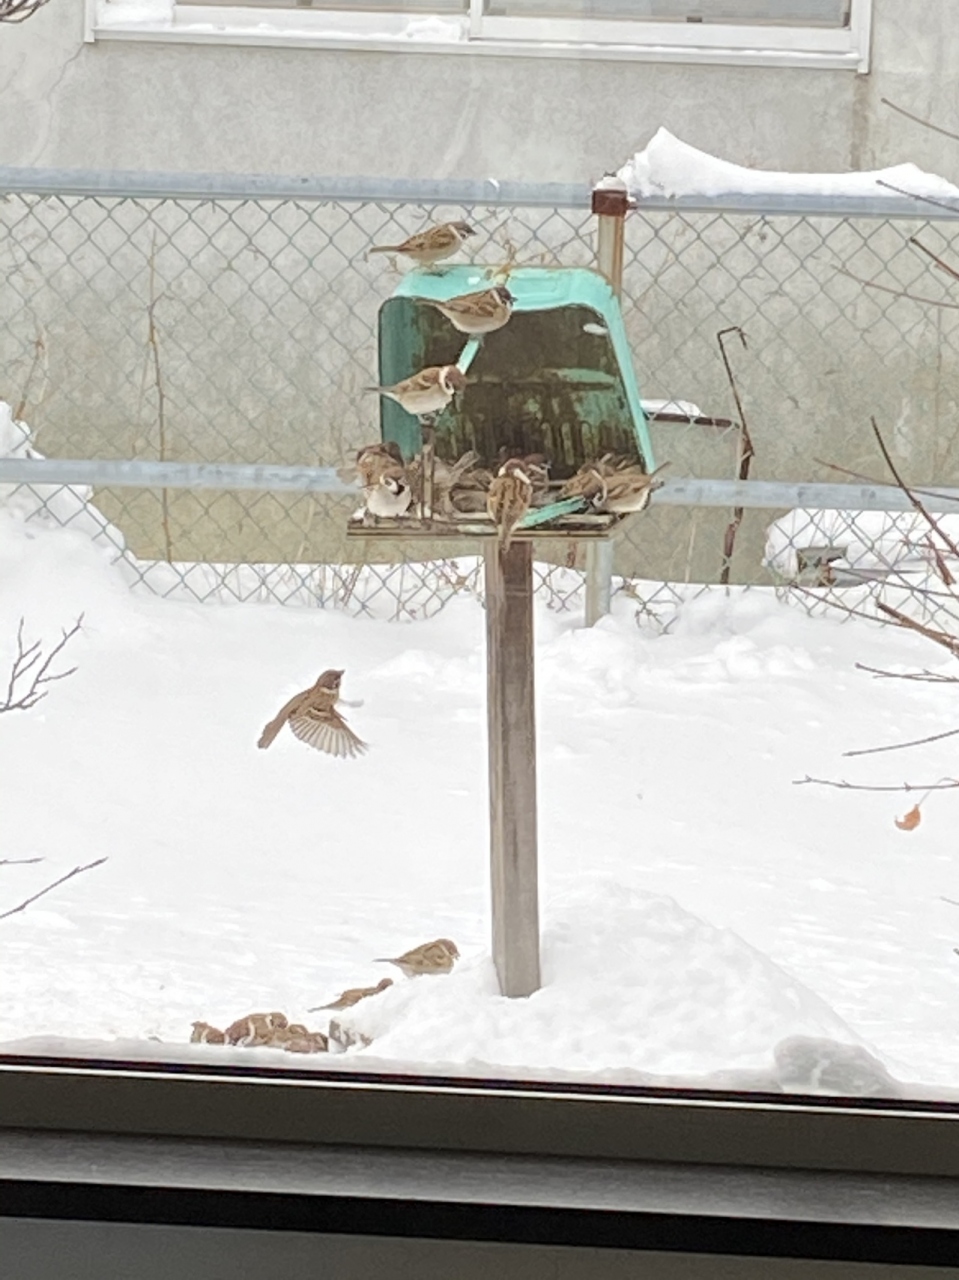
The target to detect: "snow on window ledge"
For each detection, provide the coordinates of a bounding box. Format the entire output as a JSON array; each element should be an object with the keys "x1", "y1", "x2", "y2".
[{"x1": 89, "y1": 0, "x2": 871, "y2": 68}]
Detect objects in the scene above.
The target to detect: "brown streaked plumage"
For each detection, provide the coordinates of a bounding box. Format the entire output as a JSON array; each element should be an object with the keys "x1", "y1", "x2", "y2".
[
  {"x1": 419, "y1": 284, "x2": 514, "y2": 336},
  {"x1": 355, "y1": 442, "x2": 412, "y2": 519},
  {"x1": 309, "y1": 976, "x2": 394, "y2": 1012},
  {"x1": 190, "y1": 1021, "x2": 226, "y2": 1045},
  {"x1": 408, "y1": 448, "x2": 480, "y2": 518},
  {"x1": 368, "y1": 220, "x2": 476, "y2": 267},
  {"x1": 487, "y1": 458, "x2": 534, "y2": 551},
  {"x1": 375, "y1": 937, "x2": 460, "y2": 978},
  {"x1": 367, "y1": 364, "x2": 467, "y2": 419},
  {"x1": 561, "y1": 456, "x2": 669, "y2": 514},
  {"x1": 257, "y1": 668, "x2": 367, "y2": 759},
  {"x1": 223, "y1": 1011, "x2": 289, "y2": 1047}
]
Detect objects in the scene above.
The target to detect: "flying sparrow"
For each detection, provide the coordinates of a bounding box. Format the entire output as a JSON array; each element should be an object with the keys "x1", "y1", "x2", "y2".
[
  {"x1": 487, "y1": 458, "x2": 534, "y2": 551},
  {"x1": 309, "y1": 976, "x2": 393, "y2": 1012},
  {"x1": 418, "y1": 284, "x2": 514, "y2": 336},
  {"x1": 368, "y1": 220, "x2": 476, "y2": 267},
  {"x1": 367, "y1": 364, "x2": 467, "y2": 420},
  {"x1": 355, "y1": 441, "x2": 413, "y2": 520},
  {"x1": 223, "y1": 1011, "x2": 289, "y2": 1047},
  {"x1": 257, "y1": 668, "x2": 368, "y2": 759},
  {"x1": 190, "y1": 1021, "x2": 226, "y2": 1045},
  {"x1": 375, "y1": 937, "x2": 460, "y2": 978},
  {"x1": 562, "y1": 456, "x2": 669, "y2": 514}
]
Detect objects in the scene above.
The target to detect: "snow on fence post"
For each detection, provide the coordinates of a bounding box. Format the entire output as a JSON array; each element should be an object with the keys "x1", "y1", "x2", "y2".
[
  {"x1": 592, "y1": 177, "x2": 629, "y2": 298},
  {"x1": 484, "y1": 540, "x2": 541, "y2": 998}
]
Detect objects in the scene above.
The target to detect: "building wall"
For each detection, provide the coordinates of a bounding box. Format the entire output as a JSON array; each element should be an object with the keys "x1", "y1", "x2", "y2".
[{"x1": 1, "y1": 2, "x2": 958, "y2": 185}]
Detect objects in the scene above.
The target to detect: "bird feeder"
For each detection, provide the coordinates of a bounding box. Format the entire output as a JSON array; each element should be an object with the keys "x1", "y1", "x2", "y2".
[{"x1": 376, "y1": 265, "x2": 656, "y2": 503}]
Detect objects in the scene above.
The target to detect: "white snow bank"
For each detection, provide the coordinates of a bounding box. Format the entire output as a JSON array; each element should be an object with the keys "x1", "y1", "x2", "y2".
[
  {"x1": 327, "y1": 882, "x2": 872, "y2": 1082},
  {"x1": 95, "y1": 0, "x2": 173, "y2": 26},
  {"x1": 764, "y1": 507, "x2": 959, "y2": 579},
  {"x1": 619, "y1": 127, "x2": 959, "y2": 202},
  {"x1": 0, "y1": 402, "x2": 128, "y2": 557}
]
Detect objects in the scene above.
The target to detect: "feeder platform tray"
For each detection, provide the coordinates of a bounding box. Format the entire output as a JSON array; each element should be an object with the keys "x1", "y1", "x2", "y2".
[{"x1": 345, "y1": 509, "x2": 627, "y2": 540}]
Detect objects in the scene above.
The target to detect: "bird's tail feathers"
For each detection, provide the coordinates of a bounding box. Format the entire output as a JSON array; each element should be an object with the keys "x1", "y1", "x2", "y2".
[{"x1": 257, "y1": 717, "x2": 285, "y2": 750}]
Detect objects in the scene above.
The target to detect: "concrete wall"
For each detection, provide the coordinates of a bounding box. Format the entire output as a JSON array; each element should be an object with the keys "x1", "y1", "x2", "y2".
[{"x1": 1, "y1": 2, "x2": 958, "y2": 185}]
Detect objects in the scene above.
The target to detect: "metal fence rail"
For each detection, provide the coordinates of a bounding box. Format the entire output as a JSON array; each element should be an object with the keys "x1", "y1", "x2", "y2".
[{"x1": 2, "y1": 167, "x2": 958, "y2": 618}]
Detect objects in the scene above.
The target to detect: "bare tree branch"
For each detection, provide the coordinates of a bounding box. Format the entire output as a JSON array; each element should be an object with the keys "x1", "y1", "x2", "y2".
[
  {"x1": 716, "y1": 326, "x2": 754, "y2": 586},
  {"x1": 0, "y1": 857, "x2": 43, "y2": 867},
  {"x1": 795, "y1": 776, "x2": 959, "y2": 793},
  {"x1": 873, "y1": 179, "x2": 959, "y2": 217},
  {"x1": 879, "y1": 98, "x2": 959, "y2": 145},
  {"x1": 0, "y1": 0, "x2": 52, "y2": 20},
  {"x1": 828, "y1": 262, "x2": 959, "y2": 311},
  {"x1": 908, "y1": 236, "x2": 959, "y2": 285},
  {"x1": 843, "y1": 726, "x2": 959, "y2": 758},
  {"x1": 870, "y1": 417, "x2": 959, "y2": 565},
  {"x1": 0, "y1": 615, "x2": 84, "y2": 713},
  {"x1": 0, "y1": 857, "x2": 108, "y2": 921},
  {"x1": 855, "y1": 662, "x2": 959, "y2": 683}
]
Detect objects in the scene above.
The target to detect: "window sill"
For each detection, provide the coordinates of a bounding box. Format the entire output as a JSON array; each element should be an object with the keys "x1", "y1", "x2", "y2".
[{"x1": 89, "y1": 18, "x2": 866, "y2": 69}]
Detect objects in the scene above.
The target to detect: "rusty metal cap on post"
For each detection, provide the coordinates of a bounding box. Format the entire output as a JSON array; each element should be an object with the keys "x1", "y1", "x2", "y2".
[{"x1": 591, "y1": 174, "x2": 631, "y2": 218}]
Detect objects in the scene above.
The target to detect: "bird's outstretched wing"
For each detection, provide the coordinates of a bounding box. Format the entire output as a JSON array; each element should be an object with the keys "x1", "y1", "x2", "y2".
[{"x1": 289, "y1": 706, "x2": 368, "y2": 758}]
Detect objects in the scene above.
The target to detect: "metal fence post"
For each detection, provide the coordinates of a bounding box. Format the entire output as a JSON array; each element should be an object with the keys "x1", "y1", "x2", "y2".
[{"x1": 584, "y1": 538, "x2": 614, "y2": 627}]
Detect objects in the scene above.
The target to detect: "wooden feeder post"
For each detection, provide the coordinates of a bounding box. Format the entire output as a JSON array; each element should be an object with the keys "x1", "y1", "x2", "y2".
[{"x1": 484, "y1": 540, "x2": 541, "y2": 998}]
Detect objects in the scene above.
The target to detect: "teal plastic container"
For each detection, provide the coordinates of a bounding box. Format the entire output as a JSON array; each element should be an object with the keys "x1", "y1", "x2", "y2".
[{"x1": 376, "y1": 265, "x2": 655, "y2": 482}]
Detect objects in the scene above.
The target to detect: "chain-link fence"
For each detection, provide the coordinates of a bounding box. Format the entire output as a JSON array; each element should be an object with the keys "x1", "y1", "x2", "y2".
[{"x1": 2, "y1": 168, "x2": 959, "y2": 626}]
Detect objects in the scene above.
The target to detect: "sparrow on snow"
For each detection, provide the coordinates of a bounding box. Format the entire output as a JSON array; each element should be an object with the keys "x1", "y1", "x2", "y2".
[
  {"x1": 487, "y1": 458, "x2": 534, "y2": 551},
  {"x1": 257, "y1": 668, "x2": 368, "y2": 759},
  {"x1": 190, "y1": 1021, "x2": 226, "y2": 1045},
  {"x1": 418, "y1": 284, "x2": 514, "y2": 336},
  {"x1": 223, "y1": 1011, "x2": 290, "y2": 1047},
  {"x1": 309, "y1": 977, "x2": 394, "y2": 1012},
  {"x1": 355, "y1": 441, "x2": 413, "y2": 520},
  {"x1": 375, "y1": 938, "x2": 460, "y2": 977},
  {"x1": 368, "y1": 220, "x2": 476, "y2": 267},
  {"x1": 367, "y1": 364, "x2": 467, "y2": 420}
]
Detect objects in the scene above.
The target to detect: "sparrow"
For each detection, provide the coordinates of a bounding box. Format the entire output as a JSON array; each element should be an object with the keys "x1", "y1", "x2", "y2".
[
  {"x1": 562, "y1": 456, "x2": 669, "y2": 514},
  {"x1": 309, "y1": 977, "x2": 393, "y2": 1012},
  {"x1": 408, "y1": 448, "x2": 481, "y2": 518},
  {"x1": 418, "y1": 284, "x2": 514, "y2": 336},
  {"x1": 487, "y1": 458, "x2": 534, "y2": 551},
  {"x1": 257, "y1": 668, "x2": 368, "y2": 759},
  {"x1": 496, "y1": 449, "x2": 551, "y2": 504},
  {"x1": 328, "y1": 1019, "x2": 373, "y2": 1051},
  {"x1": 270, "y1": 1024, "x2": 329, "y2": 1054},
  {"x1": 190, "y1": 1021, "x2": 226, "y2": 1045},
  {"x1": 223, "y1": 1011, "x2": 289, "y2": 1047},
  {"x1": 367, "y1": 364, "x2": 467, "y2": 420},
  {"x1": 368, "y1": 220, "x2": 476, "y2": 267},
  {"x1": 375, "y1": 937, "x2": 460, "y2": 977},
  {"x1": 355, "y1": 441, "x2": 413, "y2": 520}
]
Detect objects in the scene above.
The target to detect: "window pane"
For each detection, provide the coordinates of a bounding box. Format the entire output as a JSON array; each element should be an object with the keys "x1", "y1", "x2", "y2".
[{"x1": 482, "y1": 1, "x2": 850, "y2": 23}]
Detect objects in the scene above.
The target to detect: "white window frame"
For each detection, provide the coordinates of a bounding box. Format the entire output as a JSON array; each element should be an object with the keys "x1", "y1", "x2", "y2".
[{"x1": 87, "y1": 0, "x2": 872, "y2": 70}]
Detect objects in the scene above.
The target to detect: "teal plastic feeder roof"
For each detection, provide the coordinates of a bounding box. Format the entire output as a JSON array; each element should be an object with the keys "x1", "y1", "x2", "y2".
[{"x1": 377, "y1": 265, "x2": 655, "y2": 482}]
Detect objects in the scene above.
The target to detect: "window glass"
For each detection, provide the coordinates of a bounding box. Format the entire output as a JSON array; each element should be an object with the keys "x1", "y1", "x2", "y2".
[{"x1": 14, "y1": 0, "x2": 959, "y2": 1116}]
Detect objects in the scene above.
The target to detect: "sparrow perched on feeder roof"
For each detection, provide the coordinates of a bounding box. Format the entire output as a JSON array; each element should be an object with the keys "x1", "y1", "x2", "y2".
[
  {"x1": 309, "y1": 977, "x2": 394, "y2": 1012},
  {"x1": 487, "y1": 458, "x2": 534, "y2": 551},
  {"x1": 355, "y1": 441, "x2": 413, "y2": 520},
  {"x1": 367, "y1": 364, "x2": 467, "y2": 419},
  {"x1": 419, "y1": 284, "x2": 514, "y2": 336},
  {"x1": 375, "y1": 938, "x2": 460, "y2": 977},
  {"x1": 257, "y1": 669, "x2": 368, "y2": 759},
  {"x1": 368, "y1": 220, "x2": 476, "y2": 267}
]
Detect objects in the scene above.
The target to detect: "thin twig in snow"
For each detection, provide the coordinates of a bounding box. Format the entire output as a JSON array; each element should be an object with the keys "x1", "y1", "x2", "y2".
[
  {"x1": 855, "y1": 662, "x2": 959, "y2": 684},
  {"x1": 0, "y1": 857, "x2": 43, "y2": 867},
  {"x1": 843, "y1": 726, "x2": 959, "y2": 758},
  {"x1": 0, "y1": 858, "x2": 108, "y2": 921},
  {"x1": 0, "y1": 615, "x2": 84, "y2": 713},
  {"x1": 795, "y1": 776, "x2": 959, "y2": 793}
]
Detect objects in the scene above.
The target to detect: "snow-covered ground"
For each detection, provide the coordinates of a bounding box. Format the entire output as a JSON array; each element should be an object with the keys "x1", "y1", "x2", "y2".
[{"x1": 3, "y1": 463, "x2": 959, "y2": 1098}]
